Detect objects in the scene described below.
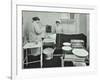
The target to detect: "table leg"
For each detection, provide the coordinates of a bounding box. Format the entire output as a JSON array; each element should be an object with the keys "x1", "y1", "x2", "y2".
[
  {"x1": 61, "y1": 56, "x2": 64, "y2": 67},
  {"x1": 41, "y1": 47, "x2": 42, "y2": 68},
  {"x1": 22, "y1": 49, "x2": 24, "y2": 68},
  {"x1": 26, "y1": 49, "x2": 28, "y2": 66}
]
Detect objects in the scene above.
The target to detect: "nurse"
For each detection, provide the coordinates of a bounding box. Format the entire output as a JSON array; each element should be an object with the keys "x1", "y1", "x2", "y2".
[
  {"x1": 29, "y1": 17, "x2": 43, "y2": 56},
  {"x1": 55, "y1": 20, "x2": 63, "y2": 34}
]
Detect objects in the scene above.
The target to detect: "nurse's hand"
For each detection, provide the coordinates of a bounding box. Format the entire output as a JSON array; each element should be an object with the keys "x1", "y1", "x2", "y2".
[{"x1": 23, "y1": 40, "x2": 28, "y2": 46}]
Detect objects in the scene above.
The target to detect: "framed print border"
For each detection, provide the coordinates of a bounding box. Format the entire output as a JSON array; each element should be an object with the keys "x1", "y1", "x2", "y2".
[{"x1": 11, "y1": 1, "x2": 97, "y2": 80}]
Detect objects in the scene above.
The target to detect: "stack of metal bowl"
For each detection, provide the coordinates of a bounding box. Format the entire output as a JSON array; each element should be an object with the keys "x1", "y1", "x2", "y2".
[{"x1": 62, "y1": 42, "x2": 72, "y2": 54}]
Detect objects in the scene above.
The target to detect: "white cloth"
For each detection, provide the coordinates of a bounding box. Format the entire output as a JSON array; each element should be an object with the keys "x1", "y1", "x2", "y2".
[
  {"x1": 29, "y1": 22, "x2": 42, "y2": 42},
  {"x1": 55, "y1": 24, "x2": 63, "y2": 34}
]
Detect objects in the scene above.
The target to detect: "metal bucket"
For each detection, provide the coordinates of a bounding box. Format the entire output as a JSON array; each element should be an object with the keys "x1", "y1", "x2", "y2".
[{"x1": 43, "y1": 48, "x2": 54, "y2": 60}]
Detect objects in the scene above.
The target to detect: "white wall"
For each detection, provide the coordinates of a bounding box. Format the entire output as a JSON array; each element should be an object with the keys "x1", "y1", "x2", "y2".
[
  {"x1": 22, "y1": 11, "x2": 62, "y2": 26},
  {"x1": 23, "y1": 11, "x2": 87, "y2": 35},
  {"x1": 79, "y1": 14, "x2": 89, "y2": 35},
  {"x1": 22, "y1": 11, "x2": 61, "y2": 36},
  {"x1": 23, "y1": 11, "x2": 89, "y2": 35}
]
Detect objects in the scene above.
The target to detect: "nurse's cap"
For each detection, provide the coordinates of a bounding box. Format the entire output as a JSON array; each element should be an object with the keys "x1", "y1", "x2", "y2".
[{"x1": 56, "y1": 20, "x2": 61, "y2": 23}]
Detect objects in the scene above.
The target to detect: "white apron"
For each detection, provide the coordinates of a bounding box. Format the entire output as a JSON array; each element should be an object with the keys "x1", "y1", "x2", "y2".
[{"x1": 29, "y1": 22, "x2": 42, "y2": 56}]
